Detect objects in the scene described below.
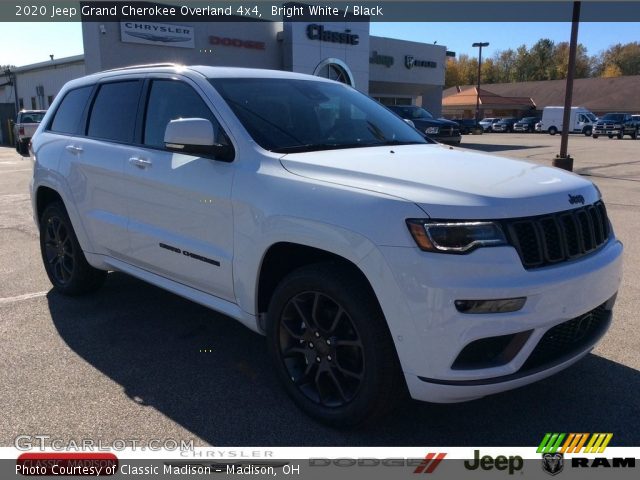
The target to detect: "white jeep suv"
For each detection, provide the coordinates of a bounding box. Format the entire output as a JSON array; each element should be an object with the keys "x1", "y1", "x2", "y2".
[{"x1": 30, "y1": 65, "x2": 623, "y2": 426}]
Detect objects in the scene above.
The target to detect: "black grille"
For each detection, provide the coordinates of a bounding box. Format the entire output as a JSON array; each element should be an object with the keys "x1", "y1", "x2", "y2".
[
  {"x1": 520, "y1": 303, "x2": 611, "y2": 372},
  {"x1": 504, "y1": 201, "x2": 610, "y2": 269}
]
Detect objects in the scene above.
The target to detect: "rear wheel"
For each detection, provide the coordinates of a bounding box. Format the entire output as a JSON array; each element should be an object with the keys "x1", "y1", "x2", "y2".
[
  {"x1": 548, "y1": 126, "x2": 558, "y2": 135},
  {"x1": 266, "y1": 263, "x2": 404, "y2": 427},
  {"x1": 39, "y1": 202, "x2": 106, "y2": 295},
  {"x1": 593, "y1": 134, "x2": 599, "y2": 139},
  {"x1": 608, "y1": 134, "x2": 614, "y2": 139}
]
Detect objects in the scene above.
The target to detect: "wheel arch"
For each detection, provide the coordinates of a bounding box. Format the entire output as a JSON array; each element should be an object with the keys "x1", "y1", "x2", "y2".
[{"x1": 255, "y1": 242, "x2": 378, "y2": 327}]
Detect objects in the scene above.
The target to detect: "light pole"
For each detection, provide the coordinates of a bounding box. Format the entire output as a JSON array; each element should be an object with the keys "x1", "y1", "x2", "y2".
[{"x1": 472, "y1": 42, "x2": 489, "y2": 125}]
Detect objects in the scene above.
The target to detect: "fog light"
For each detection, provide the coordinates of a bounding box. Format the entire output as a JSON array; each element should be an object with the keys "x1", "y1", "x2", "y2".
[{"x1": 455, "y1": 297, "x2": 526, "y2": 314}]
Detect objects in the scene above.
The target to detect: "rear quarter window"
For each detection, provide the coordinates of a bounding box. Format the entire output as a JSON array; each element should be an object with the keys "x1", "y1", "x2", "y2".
[{"x1": 49, "y1": 86, "x2": 93, "y2": 134}]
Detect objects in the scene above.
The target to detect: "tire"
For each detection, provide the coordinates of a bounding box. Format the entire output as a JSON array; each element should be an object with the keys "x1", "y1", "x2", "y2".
[
  {"x1": 632, "y1": 128, "x2": 638, "y2": 140},
  {"x1": 39, "y1": 201, "x2": 106, "y2": 295},
  {"x1": 266, "y1": 263, "x2": 404, "y2": 427},
  {"x1": 592, "y1": 134, "x2": 599, "y2": 139},
  {"x1": 584, "y1": 127, "x2": 592, "y2": 136},
  {"x1": 548, "y1": 126, "x2": 558, "y2": 135},
  {"x1": 617, "y1": 131, "x2": 624, "y2": 140},
  {"x1": 19, "y1": 139, "x2": 29, "y2": 155}
]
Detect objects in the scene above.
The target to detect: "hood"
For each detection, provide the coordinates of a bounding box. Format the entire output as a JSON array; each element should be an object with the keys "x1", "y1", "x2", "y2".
[{"x1": 280, "y1": 144, "x2": 599, "y2": 219}]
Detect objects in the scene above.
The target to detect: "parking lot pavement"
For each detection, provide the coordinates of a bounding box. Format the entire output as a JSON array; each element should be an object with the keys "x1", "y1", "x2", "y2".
[{"x1": 1, "y1": 134, "x2": 639, "y2": 447}]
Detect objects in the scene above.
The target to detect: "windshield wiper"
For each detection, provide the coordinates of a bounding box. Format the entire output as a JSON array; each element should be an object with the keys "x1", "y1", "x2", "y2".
[{"x1": 273, "y1": 140, "x2": 425, "y2": 154}]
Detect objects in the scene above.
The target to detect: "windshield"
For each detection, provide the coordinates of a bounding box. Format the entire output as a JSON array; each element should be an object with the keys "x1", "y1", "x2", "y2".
[
  {"x1": 601, "y1": 113, "x2": 624, "y2": 121},
  {"x1": 19, "y1": 112, "x2": 45, "y2": 123},
  {"x1": 587, "y1": 113, "x2": 597, "y2": 121},
  {"x1": 209, "y1": 78, "x2": 428, "y2": 153}
]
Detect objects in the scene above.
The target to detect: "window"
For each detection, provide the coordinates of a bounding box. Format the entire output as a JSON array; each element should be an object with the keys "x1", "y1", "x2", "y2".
[
  {"x1": 50, "y1": 86, "x2": 93, "y2": 134},
  {"x1": 143, "y1": 80, "x2": 224, "y2": 148},
  {"x1": 87, "y1": 81, "x2": 141, "y2": 142},
  {"x1": 18, "y1": 98, "x2": 24, "y2": 110},
  {"x1": 47, "y1": 95, "x2": 54, "y2": 107},
  {"x1": 210, "y1": 78, "x2": 427, "y2": 153},
  {"x1": 31, "y1": 97, "x2": 36, "y2": 109}
]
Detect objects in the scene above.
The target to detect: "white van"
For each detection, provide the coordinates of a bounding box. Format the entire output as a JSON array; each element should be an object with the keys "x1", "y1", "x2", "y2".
[{"x1": 540, "y1": 106, "x2": 597, "y2": 136}]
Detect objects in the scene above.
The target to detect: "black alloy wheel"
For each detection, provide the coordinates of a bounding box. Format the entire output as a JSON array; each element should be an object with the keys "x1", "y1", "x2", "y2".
[
  {"x1": 43, "y1": 213, "x2": 75, "y2": 286},
  {"x1": 266, "y1": 263, "x2": 404, "y2": 427},
  {"x1": 278, "y1": 291, "x2": 365, "y2": 407},
  {"x1": 39, "y1": 202, "x2": 106, "y2": 295}
]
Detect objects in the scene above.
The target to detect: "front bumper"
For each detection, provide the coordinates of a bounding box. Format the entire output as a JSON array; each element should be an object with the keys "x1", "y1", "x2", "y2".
[
  {"x1": 378, "y1": 237, "x2": 623, "y2": 403},
  {"x1": 594, "y1": 127, "x2": 621, "y2": 135}
]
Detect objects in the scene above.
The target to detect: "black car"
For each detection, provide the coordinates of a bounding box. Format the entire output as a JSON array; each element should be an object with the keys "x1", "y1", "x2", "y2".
[
  {"x1": 513, "y1": 116, "x2": 540, "y2": 133},
  {"x1": 453, "y1": 118, "x2": 480, "y2": 134},
  {"x1": 389, "y1": 105, "x2": 461, "y2": 145},
  {"x1": 491, "y1": 117, "x2": 519, "y2": 133}
]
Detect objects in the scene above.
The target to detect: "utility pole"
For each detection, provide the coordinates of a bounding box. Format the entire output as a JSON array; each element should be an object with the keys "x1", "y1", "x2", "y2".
[
  {"x1": 554, "y1": 1, "x2": 581, "y2": 171},
  {"x1": 472, "y1": 42, "x2": 489, "y2": 124}
]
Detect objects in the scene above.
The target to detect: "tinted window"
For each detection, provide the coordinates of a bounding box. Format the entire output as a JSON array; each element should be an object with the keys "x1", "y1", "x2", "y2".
[
  {"x1": 50, "y1": 87, "x2": 92, "y2": 134},
  {"x1": 87, "y1": 81, "x2": 141, "y2": 142},
  {"x1": 143, "y1": 80, "x2": 223, "y2": 148},
  {"x1": 210, "y1": 78, "x2": 427, "y2": 153}
]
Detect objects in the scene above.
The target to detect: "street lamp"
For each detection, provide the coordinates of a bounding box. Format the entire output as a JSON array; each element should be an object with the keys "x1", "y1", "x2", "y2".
[{"x1": 472, "y1": 42, "x2": 489, "y2": 125}]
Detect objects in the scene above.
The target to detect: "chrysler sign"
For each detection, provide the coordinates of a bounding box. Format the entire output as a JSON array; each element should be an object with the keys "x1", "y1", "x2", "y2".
[{"x1": 120, "y1": 22, "x2": 194, "y2": 48}]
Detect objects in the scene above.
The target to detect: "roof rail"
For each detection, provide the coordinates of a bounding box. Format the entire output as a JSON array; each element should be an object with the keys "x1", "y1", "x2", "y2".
[{"x1": 101, "y1": 63, "x2": 183, "y2": 73}]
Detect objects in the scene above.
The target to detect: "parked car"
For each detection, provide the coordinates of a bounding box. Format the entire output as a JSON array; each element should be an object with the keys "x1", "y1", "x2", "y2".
[
  {"x1": 453, "y1": 118, "x2": 480, "y2": 134},
  {"x1": 479, "y1": 117, "x2": 500, "y2": 132},
  {"x1": 540, "y1": 106, "x2": 597, "y2": 136},
  {"x1": 491, "y1": 117, "x2": 519, "y2": 133},
  {"x1": 13, "y1": 110, "x2": 46, "y2": 155},
  {"x1": 388, "y1": 105, "x2": 461, "y2": 145},
  {"x1": 513, "y1": 117, "x2": 540, "y2": 133},
  {"x1": 30, "y1": 65, "x2": 622, "y2": 427},
  {"x1": 593, "y1": 113, "x2": 639, "y2": 139}
]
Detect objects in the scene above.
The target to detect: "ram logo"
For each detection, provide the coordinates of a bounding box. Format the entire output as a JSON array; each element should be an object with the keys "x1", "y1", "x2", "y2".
[{"x1": 568, "y1": 193, "x2": 585, "y2": 205}]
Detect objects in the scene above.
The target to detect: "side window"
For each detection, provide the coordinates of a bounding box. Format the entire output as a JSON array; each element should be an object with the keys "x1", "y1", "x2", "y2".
[
  {"x1": 87, "y1": 81, "x2": 141, "y2": 142},
  {"x1": 49, "y1": 86, "x2": 93, "y2": 134},
  {"x1": 143, "y1": 80, "x2": 226, "y2": 149},
  {"x1": 578, "y1": 114, "x2": 586, "y2": 122}
]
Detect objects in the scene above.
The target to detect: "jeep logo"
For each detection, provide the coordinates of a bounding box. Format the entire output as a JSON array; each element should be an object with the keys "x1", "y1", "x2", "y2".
[
  {"x1": 568, "y1": 193, "x2": 585, "y2": 205},
  {"x1": 464, "y1": 450, "x2": 523, "y2": 474}
]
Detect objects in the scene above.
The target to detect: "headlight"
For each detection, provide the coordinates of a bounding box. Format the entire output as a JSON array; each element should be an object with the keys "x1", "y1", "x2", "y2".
[
  {"x1": 425, "y1": 127, "x2": 439, "y2": 134},
  {"x1": 406, "y1": 219, "x2": 507, "y2": 253}
]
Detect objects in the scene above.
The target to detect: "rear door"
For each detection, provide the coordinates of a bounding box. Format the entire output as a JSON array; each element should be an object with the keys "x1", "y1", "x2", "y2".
[
  {"x1": 55, "y1": 81, "x2": 142, "y2": 258},
  {"x1": 122, "y1": 76, "x2": 236, "y2": 301}
]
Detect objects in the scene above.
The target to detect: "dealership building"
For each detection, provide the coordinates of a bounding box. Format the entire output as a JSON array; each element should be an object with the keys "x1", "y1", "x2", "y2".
[{"x1": 0, "y1": 13, "x2": 448, "y2": 145}]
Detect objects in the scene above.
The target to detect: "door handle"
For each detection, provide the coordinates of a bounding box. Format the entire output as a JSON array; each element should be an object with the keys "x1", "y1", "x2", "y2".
[
  {"x1": 128, "y1": 157, "x2": 152, "y2": 169},
  {"x1": 65, "y1": 145, "x2": 83, "y2": 154}
]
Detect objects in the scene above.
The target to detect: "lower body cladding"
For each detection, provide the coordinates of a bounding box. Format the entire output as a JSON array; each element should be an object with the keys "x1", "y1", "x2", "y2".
[{"x1": 377, "y1": 237, "x2": 623, "y2": 403}]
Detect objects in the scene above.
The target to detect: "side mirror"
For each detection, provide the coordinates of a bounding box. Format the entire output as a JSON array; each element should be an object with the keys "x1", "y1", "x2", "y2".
[{"x1": 164, "y1": 118, "x2": 233, "y2": 161}]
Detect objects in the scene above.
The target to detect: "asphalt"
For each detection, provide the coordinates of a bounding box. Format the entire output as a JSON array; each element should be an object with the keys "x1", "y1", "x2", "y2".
[{"x1": 0, "y1": 132, "x2": 638, "y2": 447}]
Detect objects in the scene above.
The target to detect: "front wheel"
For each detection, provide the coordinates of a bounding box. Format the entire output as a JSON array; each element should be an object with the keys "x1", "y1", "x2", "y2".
[
  {"x1": 583, "y1": 127, "x2": 592, "y2": 136},
  {"x1": 548, "y1": 127, "x2": 558, "y2": 135},
  {"x1": 39, "y1": 202, "x2": 106, "y2": 295},
  {"x1": 593, "y1": 134, "x2": 599, "y2": 139},
  {"x1": 617, "y1": 131, "x2": 624, "y2": 139},
  {"x1": 266, "y1": 263, "x2": 403, "y2": 427},
  {"x1": 632, "y1": 128, "x2": 638, "y2": 140}
]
